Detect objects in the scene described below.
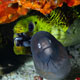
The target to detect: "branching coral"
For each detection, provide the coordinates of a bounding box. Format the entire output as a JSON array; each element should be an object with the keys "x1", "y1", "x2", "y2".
[{"x1": 0, "y1": 0, "x2": 80, "y2": 24}]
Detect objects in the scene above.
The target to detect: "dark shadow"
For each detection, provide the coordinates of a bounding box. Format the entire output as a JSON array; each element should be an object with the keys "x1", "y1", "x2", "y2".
[{"x1": 0, "y1": 20, "x2": 32, "y2": 76}]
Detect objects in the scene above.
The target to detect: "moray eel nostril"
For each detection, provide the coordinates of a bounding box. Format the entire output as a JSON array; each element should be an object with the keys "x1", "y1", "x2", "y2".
[{"x1": 31, "y1": 31, "x2": 71, "y2": 80}]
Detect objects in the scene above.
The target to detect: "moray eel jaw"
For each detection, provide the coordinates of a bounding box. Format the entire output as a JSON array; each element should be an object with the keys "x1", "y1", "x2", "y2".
[{"x1": 14, "y1": 33, "x2": 31, "y2": 47}]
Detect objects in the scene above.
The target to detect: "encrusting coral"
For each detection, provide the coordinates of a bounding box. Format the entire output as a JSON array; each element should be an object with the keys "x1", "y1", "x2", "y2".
[{"x1": 0, "y1": 0, "x2": 80, "y2": 24}]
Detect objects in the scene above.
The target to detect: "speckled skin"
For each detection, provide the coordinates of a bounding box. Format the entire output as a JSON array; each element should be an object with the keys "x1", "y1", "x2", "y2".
[
  {"x1": 13, "y1": 11, "x2": 80, "y2": 55},
  {"x1": 14, "y1": 16, "x2": 80, "y2": 46},
  {"x1": 31, "y1": 31, "x2": 71, "y2": 80}
]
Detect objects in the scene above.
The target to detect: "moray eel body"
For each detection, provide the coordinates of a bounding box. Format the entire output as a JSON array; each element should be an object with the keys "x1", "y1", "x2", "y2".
[
  {"x1": 13, "y1": 10, "x2": 80, "y2": 55},
  {"x1": 31, "y1": 31, "x2": 71, "y2": 80}
]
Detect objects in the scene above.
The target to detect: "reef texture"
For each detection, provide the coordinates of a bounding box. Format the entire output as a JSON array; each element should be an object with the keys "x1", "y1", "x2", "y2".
[{"x1": 0, "y1": 0, "x2": 80, "y2": 24}]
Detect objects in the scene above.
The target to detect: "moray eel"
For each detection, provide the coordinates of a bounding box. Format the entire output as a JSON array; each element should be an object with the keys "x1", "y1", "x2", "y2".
[
  {"x1": 13, "y1": 9, "x2": 80, "y2": 55},
  {"x1": 31, "y1": 31, "x2": 71, "y2": 80}
]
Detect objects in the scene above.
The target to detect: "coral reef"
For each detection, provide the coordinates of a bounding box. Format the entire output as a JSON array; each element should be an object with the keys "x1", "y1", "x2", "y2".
[{"x1": 0, "y1": 0, "x2": 80, "y2": 24}]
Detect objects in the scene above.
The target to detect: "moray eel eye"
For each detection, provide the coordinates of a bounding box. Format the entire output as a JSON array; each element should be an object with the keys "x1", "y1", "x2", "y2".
[
  {"x1": 28, "y1": 22, "x2": 34, "y2": 32},
  {"x1": 37, "y1": 38, "x2": 52, "y2": 49}
]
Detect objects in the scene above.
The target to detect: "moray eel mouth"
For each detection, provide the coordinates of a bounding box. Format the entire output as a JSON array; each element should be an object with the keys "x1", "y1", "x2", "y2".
[{"x1": 14, "y1": 33, "x2": 31, "y2": 47}]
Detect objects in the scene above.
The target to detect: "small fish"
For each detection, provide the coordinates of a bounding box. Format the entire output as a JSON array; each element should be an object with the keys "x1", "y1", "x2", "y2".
[{"x1": 31, "y1": 31, "x2": 71, "y2": 80}]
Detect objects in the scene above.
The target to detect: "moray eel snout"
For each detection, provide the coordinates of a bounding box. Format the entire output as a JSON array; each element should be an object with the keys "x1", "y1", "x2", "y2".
[{"x1": 14, "y1": 33, "x2": 31, "y2": 47}]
